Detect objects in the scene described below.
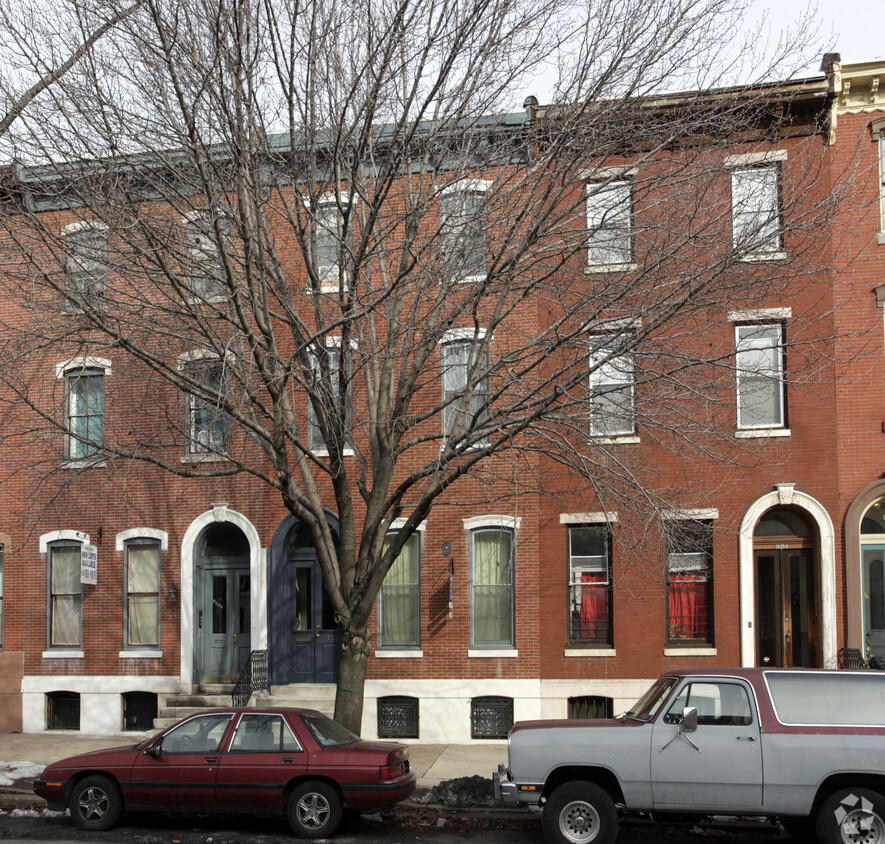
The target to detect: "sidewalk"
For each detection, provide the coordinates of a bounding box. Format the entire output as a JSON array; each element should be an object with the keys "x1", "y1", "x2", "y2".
[{"x1": 0, "y1": 731, "x2": 507, "y2": 803}]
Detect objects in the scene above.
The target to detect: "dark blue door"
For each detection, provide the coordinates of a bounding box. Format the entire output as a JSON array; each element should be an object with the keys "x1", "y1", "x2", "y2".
[{"x1": 286, "y1": 550, "x2": 339, "y2": 684}]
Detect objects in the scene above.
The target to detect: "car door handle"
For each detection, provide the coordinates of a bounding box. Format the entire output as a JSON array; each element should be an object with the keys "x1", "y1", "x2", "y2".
[
  {"x1": 282, "y1": 758, "x2": 294, "y2": 764},
  {"x1": 736, "y1": 736, "x2": 756, "y2": 742},
  {"x1": 204, "y1": 756, "x2": 219, "y2": 762}
]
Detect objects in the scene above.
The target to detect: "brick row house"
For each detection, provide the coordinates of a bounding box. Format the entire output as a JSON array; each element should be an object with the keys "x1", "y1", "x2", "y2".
[{"x1": 0, "y1": 55, "x2": 884, "y2": 742}]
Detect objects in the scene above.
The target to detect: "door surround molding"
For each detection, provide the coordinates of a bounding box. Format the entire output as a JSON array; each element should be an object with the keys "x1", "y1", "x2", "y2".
[
  {"x1": 180, "y1": 505, "x2": 264, "y2": 688},
  {"x1": 738, "y1": 486, "x2": 836, "y2": 668},
  {"x1": 845, "y1": 480, "x2": 885, "y2": 651}
]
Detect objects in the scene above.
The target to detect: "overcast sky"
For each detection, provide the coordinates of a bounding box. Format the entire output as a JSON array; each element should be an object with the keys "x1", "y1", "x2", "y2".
[{"x1": 752, "y1": 0, "x2": 883, "y2": 71}]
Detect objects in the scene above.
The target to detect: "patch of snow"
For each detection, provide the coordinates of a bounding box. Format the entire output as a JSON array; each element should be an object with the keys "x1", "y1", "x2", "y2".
[{"x1": 0, "y1": 761, "x2": 43, "y2": 786}]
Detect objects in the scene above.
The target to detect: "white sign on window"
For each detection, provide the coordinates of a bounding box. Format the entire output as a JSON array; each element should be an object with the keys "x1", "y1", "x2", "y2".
[{"x1": 81, "y1": 544, "x2": 97, "y2": 584}]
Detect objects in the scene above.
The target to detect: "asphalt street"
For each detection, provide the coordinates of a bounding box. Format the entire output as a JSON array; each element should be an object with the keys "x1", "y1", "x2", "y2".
[{"x1": 0, "y1": 804, "x2": 791, "y2": 844}]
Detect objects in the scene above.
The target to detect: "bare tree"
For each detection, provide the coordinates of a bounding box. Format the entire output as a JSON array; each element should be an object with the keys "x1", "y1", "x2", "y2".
[{"x1": 0, "y1": 0, "x2": 851, "y2": 730}]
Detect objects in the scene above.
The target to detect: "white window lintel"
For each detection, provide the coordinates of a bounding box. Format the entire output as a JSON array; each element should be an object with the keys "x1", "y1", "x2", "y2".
[
  {"x1": 39, "y1": 530, "x2": 89, "y2": 554},
  {"x1": 661, "y1": 509, "x2": 719, "y2": 521},
  {"x1": 728, "y1": 307, "x2": 791, "y2": 323},
  {"x1": 463, "y1": 515, "x2": 521, "y2": 531},
  {"x1": 559, "y1": 512, "x2": 618, "y2": 525},
  {"x1": 55, "y1": 357, "x2": 112, "y2": 379},
  {"x1": 441, "y1": 178, "x2": 492, "y2": 196},
  {"x1": 116, "y1": 528, "x2": 169, "y2": 552},
  {"x1": 725, "y1": 150, "x2": 787, "y2": 167}
]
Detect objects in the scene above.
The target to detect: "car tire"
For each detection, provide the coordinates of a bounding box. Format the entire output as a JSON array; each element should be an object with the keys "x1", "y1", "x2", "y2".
[
  {"x1": 286, "y1": 780, "x2": 343, "y2": 839},
  {"x1": 69, "y1": 774, "x2": 124, "y2": 831},
  {"x1": 816, "y1": 787, "x2": 885, "y2": 844},
  {"x1": 542, "y1": 781, "x2": 618, "y2": 844}
]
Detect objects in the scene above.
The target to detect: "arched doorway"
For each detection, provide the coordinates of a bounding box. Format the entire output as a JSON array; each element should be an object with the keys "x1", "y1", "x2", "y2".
[
  {"x1": 860, "y1": 498, "x2": 885, "y2": 659},
  {"x1": 194, "y1": 522, "x2": 251, "y2": 684},
  {"x1": 268, "y1": 515, "x2": 341, "y2": 685},
  {"x1": 753, "y1": 508, "x2": 821, "y2": 667}
]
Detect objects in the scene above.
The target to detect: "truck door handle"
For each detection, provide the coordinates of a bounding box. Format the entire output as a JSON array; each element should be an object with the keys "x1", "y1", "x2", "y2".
[{"x1": 736, "y1": 736, "x2": 756, "y2": 741}]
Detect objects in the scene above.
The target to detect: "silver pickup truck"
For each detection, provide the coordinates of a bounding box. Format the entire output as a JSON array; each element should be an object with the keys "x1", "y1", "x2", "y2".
[{"x1": 493, "y1": 667, "x2": 885, "y2": 844}]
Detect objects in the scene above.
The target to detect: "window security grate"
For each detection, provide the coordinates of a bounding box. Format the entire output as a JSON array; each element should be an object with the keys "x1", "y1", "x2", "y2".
[
  {"x1": 47, "y1": 691, "x2": 80, "y2": 730},
  {"x1": 378, "y1": 696, "x2": 419, "y2": 738},
  {"x1": 471, "y1": 696, "x2": 513, "y2": 739}
]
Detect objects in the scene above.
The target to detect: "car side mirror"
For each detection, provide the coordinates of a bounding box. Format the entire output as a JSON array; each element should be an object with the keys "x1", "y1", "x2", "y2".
[
  {"x1": 145, "y1": 741, "x2": 163, "y2": 758},
  {"x1": 681, "y1": 706, "x2": 698, "y2": 733}
]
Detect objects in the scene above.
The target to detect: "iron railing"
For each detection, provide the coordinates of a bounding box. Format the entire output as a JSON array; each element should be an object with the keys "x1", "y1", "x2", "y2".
[{"x1": 232, "y1": 649, "x2": 269, "y2": 707}]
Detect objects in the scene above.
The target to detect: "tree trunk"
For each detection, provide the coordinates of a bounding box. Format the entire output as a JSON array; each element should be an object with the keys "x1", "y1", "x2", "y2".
[{"x1": 333, "y1": 626, "x2": 370, "y2": 734}]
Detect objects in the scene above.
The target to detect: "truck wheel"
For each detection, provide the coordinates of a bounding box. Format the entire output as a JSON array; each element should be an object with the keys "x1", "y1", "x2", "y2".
[
  {"x1": 542, "y1": 781, "x2": 618, "y2": 844},
  {"x1": 817, "y1": 787, "x2": 885, "y2": 844}
]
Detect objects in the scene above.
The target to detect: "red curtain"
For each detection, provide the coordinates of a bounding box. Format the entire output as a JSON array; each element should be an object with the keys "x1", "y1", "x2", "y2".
[
  {"x1": 580, "y1": 572, "x2": 608, "y2": 638},
  {"x1": 669, "y1": 572, "x2": 707, "y2": 639}
]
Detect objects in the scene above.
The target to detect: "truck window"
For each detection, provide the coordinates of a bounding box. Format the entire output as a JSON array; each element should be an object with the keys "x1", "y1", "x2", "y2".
[
  {"x1": 626, "y1": 677, "x2": 677, "y2": 721},
  {"x1": 766, "y1": 671, "x2": 885, "y2": 726},
  {"x1": 664, "y1": 682, "x2": 753, "y2": 726}
]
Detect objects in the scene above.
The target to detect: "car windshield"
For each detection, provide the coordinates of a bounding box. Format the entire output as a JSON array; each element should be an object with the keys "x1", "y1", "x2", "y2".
[
  {"x1": 299, "y1": 713, "x2": 360, "y2": 748},
  {"x1": 625, "y1": 677, "x2": 677, "y2": 721}
]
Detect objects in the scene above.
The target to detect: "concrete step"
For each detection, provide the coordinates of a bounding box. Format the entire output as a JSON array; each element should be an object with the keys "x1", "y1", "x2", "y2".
[{"x1": 255, "y1": 684, "x2": 336, "y2": 715}]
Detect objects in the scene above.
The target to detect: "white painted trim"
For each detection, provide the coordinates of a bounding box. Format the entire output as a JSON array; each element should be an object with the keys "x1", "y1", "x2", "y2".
[
  {"x1": 581, "y1": 165, "x2": 639, "y2": 179},
  {"x1": 462, "y1": 515, "x2": 521, "y2": 531},
  {"x1": 663, "y1": 647, "x2": 717, "y2": 656},
  {"x1": 468, "y1": 649, "x2": 518, "y2": 658},
  {"x1": 41, "y1": 650, "x2": 84, "y2": 659},
  {"x1": 738, "y1": 251, "x2": 787, "y2": 263},
  {"x1": 39, "y1": 530, "x2": 89, "y2": 553},
  {"x1": 118, "y1": 650, "x2": 163, "y2": 658},
  {"x1": 439, "y1": 327, "x2": 488, "y2": 344},
  {"x1": 373, "y1": 650, "x2": 424, "y2": 658},
  {"x1": 441, "y1": 178, "x2": 492, "y2": 195},
  {"x1": 728, "y1": 308, "x2": 792, "y2": 322},
  {"x1": 115, "y1": 528, "x2": 169, "y2": 552},
  {"x1": 738, "y1": 487, "x2": 836, "y2": 668},
  {"x1": 63, "y1": 220, "x2": 109, "y2": 234},
  {"x1": 735, "y1": 428, "x2": 791, "y2": 439},
  {"x1": 725, "y1": 150, "x2": 788, "y2": 166},
  {"x1": 559, "y1": 512, "x2": 618, "y2": 525},
  {"x1": 387, "y1": 519, "x2": 426, "y2": 531},
  {"x1": 179, "y1": 506, "x2": 265, "y2": 687},
  {"x1": 661, "y1": 509, "x2": 719, "y2": 521},
  {"x1": 564, "y1": 648, "x2": 616, "y2": 657},
  {"x1": 55, "y1": 357, "x2": 112, "y2": 378}
]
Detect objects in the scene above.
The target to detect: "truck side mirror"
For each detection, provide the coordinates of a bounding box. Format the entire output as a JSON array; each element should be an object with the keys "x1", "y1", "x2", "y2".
[{"x1": 681, "y1": 706, "x2": 698, "y2": 732}]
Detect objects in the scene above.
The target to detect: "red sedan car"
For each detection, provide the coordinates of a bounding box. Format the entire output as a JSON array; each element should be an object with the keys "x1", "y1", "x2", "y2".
[{"x1": 34, "y1": 707, "x2": 416, "y2": 838}]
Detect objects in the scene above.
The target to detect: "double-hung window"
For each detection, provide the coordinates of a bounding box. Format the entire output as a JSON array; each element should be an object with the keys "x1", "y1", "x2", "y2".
[
  {"x1": 184, "y1": 356, "x2": 228, "y2": 456},
  {"x1": 186, "y1": 213, "x2": 227, "y2": 300},
  {"x1": 64, "y1": 367, "x2": 105, "y2": 460},
  {"x1": 588, "y1": 333, "x2": 635, "y2": 437},
  {"x1": 63, "y1": 223, "x2": 107, "y2": 312},
  {"x1": 441, "y1": 333, "x2": 489, "y2": 440},
  {"x1": 470, "y1": 526, "x2": 514, "y2": 648},
  {"x1": 440, "y1": 181, "x2": 489, "y2": 281},
  {"x1": 729, "y1": 158, "x2": 783, "y2": 257},
  {"x1": 125, "y1": 539, "x2": 160, "y2": 648},
  {"x1": 307, "y1": 342, "x2": 351, "y2": 453},
  {"x1": 735, "y1": 322, "x2": 785, "y2": 430},
  {"x1": 310, "y1": 197, "x2": 350, "y2": 291},
  {"x1": 666, "y1": 519, "x2": 713, "y2": 643},
  {"x1": 586, "y1": 178, "x2": 633, "y2": 267},
  {"x1": 49, "y1": 543, "x2": 82, "y2": 647},
  {"x1": 567, "y1": 525, "x2": 612, "y2": 645},
  {"x1": 378, "y1": 532, "x2": 420, "y2": 649}
]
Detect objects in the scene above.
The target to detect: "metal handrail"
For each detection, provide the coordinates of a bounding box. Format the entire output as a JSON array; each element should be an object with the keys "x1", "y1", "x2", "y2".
[{"x1": 231, "y1": 649, "x2": 269, "y2": 707}]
